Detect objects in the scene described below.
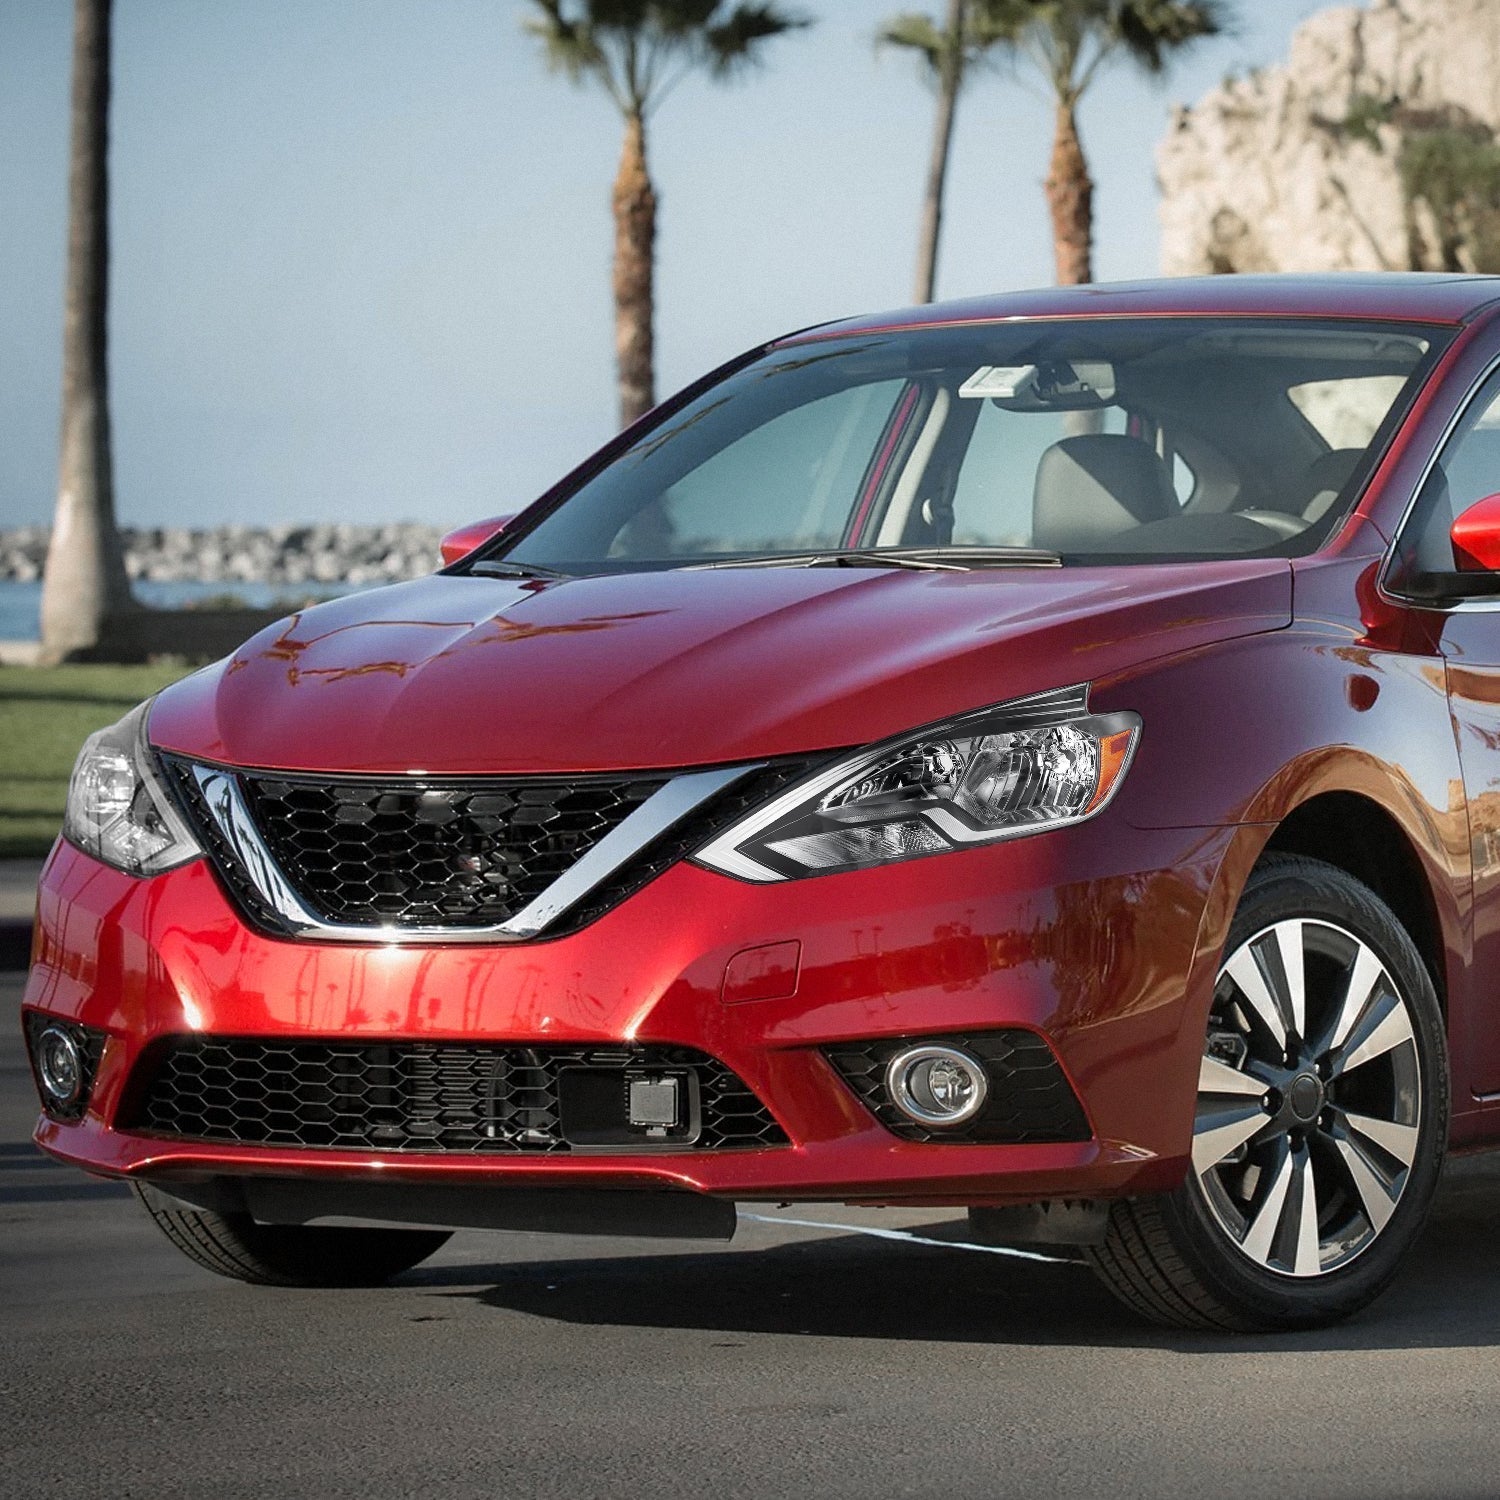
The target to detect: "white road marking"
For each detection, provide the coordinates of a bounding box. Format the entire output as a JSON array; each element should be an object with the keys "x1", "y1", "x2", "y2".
[{"x1": 738, "y1": 1212, "x2": 1073, "y2": 1265}]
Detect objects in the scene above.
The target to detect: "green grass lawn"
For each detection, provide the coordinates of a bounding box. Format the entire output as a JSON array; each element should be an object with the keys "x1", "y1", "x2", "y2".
[{"x1": 0, "y1": 663, "x2": 195, "y2": 859}]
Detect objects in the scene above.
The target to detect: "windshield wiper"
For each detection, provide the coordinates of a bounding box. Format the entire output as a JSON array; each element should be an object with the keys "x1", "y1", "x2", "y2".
[
  {"x1": 817, "y1": 548, "x2": 1063, "y2": 571},
  {"x1": 921, "y1": 547, "x2": 1062, "y2": 569},
  {"x1": 683, "y1": 551, "x2": 936, "y2": 571},
  {"x1": 684, "y1": 547, "x2": 1062, "y2": 572},
  {"x1": 467, "y1": 558, "x2": 571, "y2": 580}
]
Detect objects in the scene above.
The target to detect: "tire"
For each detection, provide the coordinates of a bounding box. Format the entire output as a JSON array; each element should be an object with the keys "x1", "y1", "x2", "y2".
[
  {"x1": 1084, "y1": 854, "x2": 1449, "y2": 1332},
  {"x1": 132, "y1": 1182, "x2": 452, "y2": 1287}
]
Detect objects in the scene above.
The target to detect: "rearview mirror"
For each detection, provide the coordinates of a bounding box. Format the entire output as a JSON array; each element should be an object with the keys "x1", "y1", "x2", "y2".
[
  {"x1": 1451, "y1": 494, "x2": 1500, "y2": 572},
  {"x1": 959, "y1": 360, "x2": 1116, "y2": 411},
  {"x1": 440, "y1": 514, "x2": 516, "y2": 567}
]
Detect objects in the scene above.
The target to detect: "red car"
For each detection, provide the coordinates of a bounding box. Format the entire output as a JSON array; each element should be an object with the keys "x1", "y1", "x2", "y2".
[{"x1": 28, "y1": 273, "x2": 1500, "y2": 1331}]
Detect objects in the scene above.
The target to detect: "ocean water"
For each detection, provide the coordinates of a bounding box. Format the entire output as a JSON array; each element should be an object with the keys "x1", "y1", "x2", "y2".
[{"x1": 0, "y1": 579, "x2": 361, "y2": 641}]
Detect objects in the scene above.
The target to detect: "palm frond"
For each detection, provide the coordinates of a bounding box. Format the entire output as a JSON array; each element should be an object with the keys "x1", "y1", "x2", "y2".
[
  {"x1": 525, "y1": 0, "x2": 810, "y2": 109},
  {"x1": 523, "y1": 1, "x2": 609, "y2": 85},
  {"x1": 969, "y1": 0, "x2": 1227, "y2": 91},
  {"x1": 967, "y1": 0, "x2": 1066, "y2": 84},
  {"x1": 704, "y1": 3, "x2": 811, "y2": 79},
  {"x1": 589, "y1": 0, "x2": 659, "y2": 27},
  {"x1": 970, "y1": 0, "x2": 1045, "y2": 33},
  {"x1": 881, "y1": 4, "x2": 1028, "y2": 81},
  {"x1": 966, "y1": 4, "x2": 1032, "y2": 48},
  {"x1": 643, "y1": 0, "x2": 721, "y2": 36},
  {"x1": 879, "y1": 12, "x2": 948, "y2": 71},
  {"x1": 1112, "y1": 0, "x2": 1227, "y2": 74}
]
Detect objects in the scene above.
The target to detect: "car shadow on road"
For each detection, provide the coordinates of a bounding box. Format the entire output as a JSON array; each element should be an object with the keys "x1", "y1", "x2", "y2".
[
  {"x1": 412, "y1": 1160, "x2": 1500, "y2": 1354},
  {"x1": 0, "y1": 1140, "x2": 133, "y2": 1205}
]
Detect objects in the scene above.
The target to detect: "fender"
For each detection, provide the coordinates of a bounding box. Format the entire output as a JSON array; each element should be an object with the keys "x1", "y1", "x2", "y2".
[{"x1": 1089, "y1": 594, "x2": 1476, "y2": 1141}]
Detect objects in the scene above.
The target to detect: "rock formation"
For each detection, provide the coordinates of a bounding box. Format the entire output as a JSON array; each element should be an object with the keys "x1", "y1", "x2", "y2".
[{"x1": 1158, "y1": 0, "x2": 1500, "y2": 275}]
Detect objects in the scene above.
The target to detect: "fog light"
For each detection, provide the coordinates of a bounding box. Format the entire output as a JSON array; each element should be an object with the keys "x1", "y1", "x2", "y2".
[
  {"x1": 37, "y1": 1025, "x2": 84, "y2": 1110},
  {"x1": 884, "y1": 1044, "x2": 988, "y2": 1127}
]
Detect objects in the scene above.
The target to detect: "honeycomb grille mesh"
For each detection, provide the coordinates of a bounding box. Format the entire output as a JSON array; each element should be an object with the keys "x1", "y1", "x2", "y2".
[
  {"x1": 133, "y1": 1038, "x2": 788, "y2": 1154},
  {"x1": 824, "y1": 1032, "x2": 1090, "y2": 1144},
  {"x1": 164, "y1": 756, "x2": 825, "y2": 938},
  {"x1": 242, "y1": 771, "x2": 661, "y2": 928}
]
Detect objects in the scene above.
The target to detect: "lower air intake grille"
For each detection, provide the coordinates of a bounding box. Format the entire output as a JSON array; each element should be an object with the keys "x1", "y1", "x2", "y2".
[
  {"x1": 824, "y1": 1031, "x2": 1090, "y2": 1144},
  {"x1": 132, "y1": 1038, "x2": 787, "y2": 1154}
]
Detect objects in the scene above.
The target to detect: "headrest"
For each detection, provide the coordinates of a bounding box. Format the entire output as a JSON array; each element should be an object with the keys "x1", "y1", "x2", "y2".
[
  {"x1": 1300, "y1": 448, "x2": 1363, "y2": 521},
  {"x1": 1032, "y1": 434, "x2": 1177, "y2": 551}
]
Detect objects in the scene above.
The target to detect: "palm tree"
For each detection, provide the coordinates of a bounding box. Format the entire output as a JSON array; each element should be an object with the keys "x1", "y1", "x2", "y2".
[
  {"x1": 40, "y1": 0, "x2": 134, "y2": 664},
  {"x1": 881, "y1": 1, "x2": 1016, "y2": 303},
  {"x1": 526, "y1": 2, "x2": 808, "y2": 429},
  {"x1": 978, "y1": 0, "x2": 1227, "y2": 285}
]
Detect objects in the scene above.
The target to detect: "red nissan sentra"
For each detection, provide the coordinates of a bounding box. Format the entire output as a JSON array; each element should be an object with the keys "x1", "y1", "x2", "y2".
[{"x1": 31, "y1": 273, "x2": 1500, "y2": 1330}]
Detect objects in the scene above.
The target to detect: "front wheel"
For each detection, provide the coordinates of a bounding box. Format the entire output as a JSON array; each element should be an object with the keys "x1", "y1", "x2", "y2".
[
  {"x1": 1085, "y1": 854, "x2": 1448, "y2": 1332},
  {"x1": 133, "y1": 1182, "x2": 452, "y2": 1287}
]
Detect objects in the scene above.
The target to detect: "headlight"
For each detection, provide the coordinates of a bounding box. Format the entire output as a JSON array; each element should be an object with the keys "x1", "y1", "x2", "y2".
[
  {"x1": 694, "y1": 685, "x2": 1139, "y2": 882},
  {"x1": 62, "y1": 701, "x2": 201, "y2": 876}
]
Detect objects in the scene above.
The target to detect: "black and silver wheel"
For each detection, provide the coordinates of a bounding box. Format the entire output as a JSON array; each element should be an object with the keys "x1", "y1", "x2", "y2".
[
  {"x1": 133, "y1": 1182, "x2": 452, "y2": 1287},
  {"x1": 1086, "y1": 854, "x2": 1448, "y2": 1331}
]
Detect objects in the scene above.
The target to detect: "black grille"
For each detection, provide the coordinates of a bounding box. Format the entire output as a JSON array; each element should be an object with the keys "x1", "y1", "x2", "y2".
[
  {"x1": 250, "y1": 769, "x2": 661, "y2": 927},
  {"x1": 164, "y1": 756, "x2": 824, "y2": 939},
  {"x1": 22, "y1": 1012, "x2": 107, "y2": 1122},
  {"x1": 824, "y1": 1032, "x2": 1091, "y2": 1144},
  {"x1": 132, "y1": 1038, "x2": 788, "y2": 1154}
]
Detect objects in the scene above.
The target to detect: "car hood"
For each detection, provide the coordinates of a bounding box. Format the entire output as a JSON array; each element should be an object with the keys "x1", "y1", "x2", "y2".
[{"x1": 151, "y1": 560, "x2": 1292, "y2": 774}]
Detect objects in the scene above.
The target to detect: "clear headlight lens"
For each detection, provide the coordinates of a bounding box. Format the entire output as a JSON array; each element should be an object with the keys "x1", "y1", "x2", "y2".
[
  {"x1": 694, "y1": 686, "x2": 1139, "y2": 882},
  {"x1": 62, "y1": 701, "x2": 201, "y2": 876}
]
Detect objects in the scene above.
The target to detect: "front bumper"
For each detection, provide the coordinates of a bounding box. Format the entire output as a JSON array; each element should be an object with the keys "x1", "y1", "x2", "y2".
[{"x1": 23, "y1": 818, "x2": 1233, "y2": 1209}]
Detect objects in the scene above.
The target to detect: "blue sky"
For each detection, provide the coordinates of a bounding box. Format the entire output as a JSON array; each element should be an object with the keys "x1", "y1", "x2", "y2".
[{"x1": 0, "y1": 0, "x2": 1333, "y2": 531}]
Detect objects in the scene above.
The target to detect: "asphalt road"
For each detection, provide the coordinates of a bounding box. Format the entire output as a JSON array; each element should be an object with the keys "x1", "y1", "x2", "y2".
[{"x1": 7, "y1": 970, "x2": 1500, "y2": 1500}]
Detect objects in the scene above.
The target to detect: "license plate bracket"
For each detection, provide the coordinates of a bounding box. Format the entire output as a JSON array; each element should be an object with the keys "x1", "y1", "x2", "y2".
[{"x1": 557, "y1": 1067, "x2": 701, "y2": 1148}]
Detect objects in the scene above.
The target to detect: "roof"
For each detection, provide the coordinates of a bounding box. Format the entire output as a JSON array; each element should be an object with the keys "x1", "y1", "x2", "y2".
[{"x1": 786, "y1": 274, "x2": 1500, "y2": 343}]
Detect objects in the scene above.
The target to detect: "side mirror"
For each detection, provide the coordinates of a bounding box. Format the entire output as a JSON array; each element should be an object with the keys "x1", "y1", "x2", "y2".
[
  {"x1": 1451, "y1": 494, "x2": 1500, "y2": 572},
  {"x1": 440, "y1": 514, "x2": 516, "y2": 567}
]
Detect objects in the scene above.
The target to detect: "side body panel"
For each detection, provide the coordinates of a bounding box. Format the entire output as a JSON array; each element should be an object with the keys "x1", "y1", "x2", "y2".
[
  {"x1": 1368, "y1": 307, "x2": 1500, "y2": 1097},
  {"x1": 1438, "y1": 627, "x2": 1500, "y2": 1096}
]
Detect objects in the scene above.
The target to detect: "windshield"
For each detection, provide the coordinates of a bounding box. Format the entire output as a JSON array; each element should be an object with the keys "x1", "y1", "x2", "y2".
[{"x1": 488, "y1": 317, "x2": 1447, "y2": 574}]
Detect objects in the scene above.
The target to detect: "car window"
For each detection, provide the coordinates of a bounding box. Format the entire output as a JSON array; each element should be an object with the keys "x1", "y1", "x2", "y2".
[
  {"x1": 611, "y1": 380, "x2": 906, "y2": 559},
  {"x1": 1171, "y1": 451, "x2": 1196, "y2": 505},
  {"x1": 949, "y1": 405, "x2": 1130, "y2": 546},
  {"x1": 498, "y1": 319, "x2": 1446, "y2": 573},
  {"x1": 1390, "y1": 369, "x2": 1500, "y2": 597},
  {"x1": 1443, "y1": 393, "x2": 1500, "y2": 513},
  {"x1": 1290, "y1": 376, "x2": 1410, "y2": 449}
]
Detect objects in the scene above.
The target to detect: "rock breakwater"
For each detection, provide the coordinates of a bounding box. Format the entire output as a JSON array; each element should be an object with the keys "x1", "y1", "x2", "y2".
[{"x1": 0, "y1": 522, "x2": 444, "y2": 586}]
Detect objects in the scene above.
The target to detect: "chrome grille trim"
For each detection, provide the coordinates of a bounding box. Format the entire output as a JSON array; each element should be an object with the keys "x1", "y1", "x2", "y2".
[{"x1": 184, "y1": 760, "x2": 760, "y2": 944}]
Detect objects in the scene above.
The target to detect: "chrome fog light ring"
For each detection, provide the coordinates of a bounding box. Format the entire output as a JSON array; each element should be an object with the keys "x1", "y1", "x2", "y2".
[
  {"x1": 884, "y1": 1043, "x2": 989, "y2": 1127},
  {"x1": 36, "y1": 1025, "x2": 85, "y2": 1110}
]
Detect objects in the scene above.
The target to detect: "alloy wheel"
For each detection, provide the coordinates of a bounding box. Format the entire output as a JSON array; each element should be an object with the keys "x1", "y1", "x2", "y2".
[{"x1": 1192, "y1": 918, "x2": 1422, "y2": 1279}]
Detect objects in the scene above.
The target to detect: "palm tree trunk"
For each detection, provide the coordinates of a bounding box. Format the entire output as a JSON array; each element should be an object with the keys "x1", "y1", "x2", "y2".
[
  {"x1": 1044, "y1": 97, "x2": 1094, "y2": 286},
  {"x1": 914, "y1": 0, "x2": 966, "y2": 304},
  {"x1": 612, "y1": 110, "x2": 657, "y2": 428},
  {"x1": 41, "y1": 0, "x2": 133, "y2": 665}
]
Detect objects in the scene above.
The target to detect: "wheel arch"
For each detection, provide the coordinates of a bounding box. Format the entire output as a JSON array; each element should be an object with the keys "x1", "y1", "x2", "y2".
[
  {"x1": 1260, "y1": 791, "x2": 1449, "y2": 1016},
  {"x1": 1173, "y1": 757, "x2": 1467, "y2": 1136}
]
